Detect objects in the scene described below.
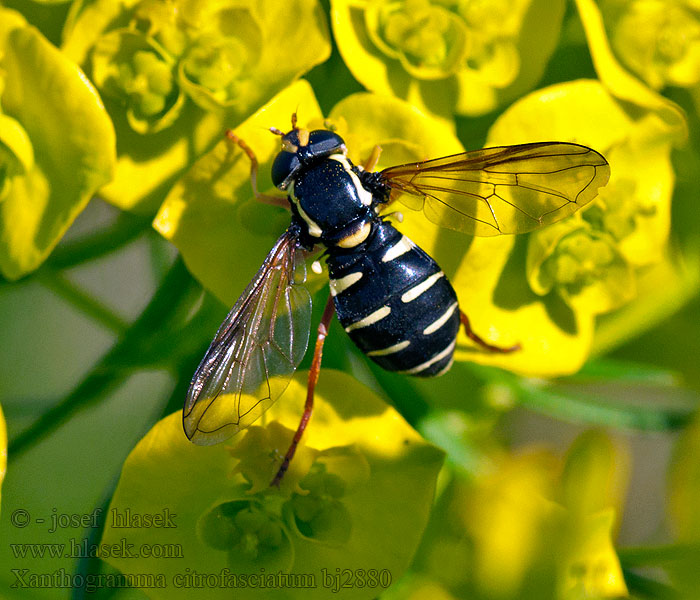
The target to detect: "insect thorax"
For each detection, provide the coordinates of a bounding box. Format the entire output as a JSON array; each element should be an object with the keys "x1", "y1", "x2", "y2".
[{"x1": 287, "y1": 154, "x2": 385, "y2": 249}]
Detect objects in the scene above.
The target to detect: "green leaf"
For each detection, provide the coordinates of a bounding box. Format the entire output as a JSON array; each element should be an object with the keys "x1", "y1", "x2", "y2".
[
  {"x1": 556, "y1": 508, "x2": 628, "y2": 599},
  {"x1": 575, "y1": 0, "x2": 687, "y2": 142},
  {"x1": 602, "y1": 0, "x2": 700, "y2": 90},
  {"x1": 61, "y1": 0, "x2": 128, "y2": 66},
  {"x1": 487, "y1": 79, "x2": 631, "y2": 150},
  {"x1": 101, "y1": 370, "x2": 445, "y2": 600},
  {"x1": 0, "y1": 8, "x2": 116, "y2": 280},
  {"x1": 560, "y1": 430, "x2": 628, "y2": 520},
  {"x1": 593, "y1": 255, "x2": 700, "y2": 355}
]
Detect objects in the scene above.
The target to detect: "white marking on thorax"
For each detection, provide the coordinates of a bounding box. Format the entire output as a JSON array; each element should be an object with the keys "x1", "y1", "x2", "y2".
[
  {"x1": 344, "y1": 305, "x2": 391, "y2": 332},
  {"x1": 423, "y1": 301, "x2": 458, "y2": 335},
  {"x1": 401, "y1": 271, "x2": 444, "y2": 303},
  {"x1": 329, "y1": 271, "x2": 363, "y2": 296},
  {"x1": 382, "y1": 235, "x2": 414, "y2": 262},
  {"x1": 366, "y1": 340, "x2": 410, "y2": 357},
  {"x1": 336, "y1": 221, "x2": 371, "y2": 248},
  {"x1": 289, "y1": 180, "x2": 323, "y2": 237},
  {"x1": 329, "y1": 154, "x2": 373, "y2": 207}
]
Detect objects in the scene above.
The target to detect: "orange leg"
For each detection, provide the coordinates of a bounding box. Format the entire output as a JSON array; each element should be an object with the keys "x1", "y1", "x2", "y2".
[
  {"x1": 460, "y1": 310, "x2": 521, "y2": 353},
  {"x1": 271, "y1": 294, "x2": 336, "y2": 486},
  {"x1": 225, "y1": 130, "x2": 288, "y2": 209},
  {"x1": 363, "y1": 145, "x2": 382, "y2": 171}
]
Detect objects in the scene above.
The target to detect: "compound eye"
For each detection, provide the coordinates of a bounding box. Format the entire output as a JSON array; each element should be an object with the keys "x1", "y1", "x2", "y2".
[
  {"x1": 270, "y1": 129, "x2": 347, "y2": 189},
  {"x1": 271, "y1": 150, "x2": 300, "y2": 189}
]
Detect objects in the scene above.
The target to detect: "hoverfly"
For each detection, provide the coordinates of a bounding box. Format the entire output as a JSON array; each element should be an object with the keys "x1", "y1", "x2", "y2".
[{"x1": 184, "y1": 114, "x2": 610, "y2": 486}]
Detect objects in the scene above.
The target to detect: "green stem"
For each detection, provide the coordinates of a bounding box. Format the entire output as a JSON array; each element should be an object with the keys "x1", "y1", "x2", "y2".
[
  {"x1": 38, "y1": 272, "x2": 129, "y2": 335},
  {"x1": 46, "y1": 210, "x2": 151, "y2": 271},
  {"x1": 0, "y1": 210, "x2": 151, "y2": 287},
  {"x1": 515, "y1": 379, "x2": 694, "y2": 431},
  {"x1": 623, "y1": 569, "x2": 682, "y2": 599},
  {"x1": 465, "y1": 361, "x2": 696, "y2": 431},
  {"x1": 8, "y1": 257, "x2": 196, "y2": 459},
  {"x1": 73, "y1": 482, "x2": 119, "y2": 600},
  {"x1": 619, "y1": 543, "x2": 700, "y2": 567},
  {"x1": 8, "y1": 369, "x2": 124, "y2": 458}
]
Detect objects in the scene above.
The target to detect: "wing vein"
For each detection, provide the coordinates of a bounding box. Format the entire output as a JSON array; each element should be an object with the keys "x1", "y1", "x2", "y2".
[
  {"x1": 381, "y1": 141, "x2": 610, "y2": 236},
  {"x1": 183, "y1": 228, "x2": 312, "y2": 445}
]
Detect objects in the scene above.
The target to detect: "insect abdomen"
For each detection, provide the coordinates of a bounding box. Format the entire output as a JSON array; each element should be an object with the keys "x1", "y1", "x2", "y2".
[{"x1": 326, "y1": 222, "x2": 460, "y2": 377}]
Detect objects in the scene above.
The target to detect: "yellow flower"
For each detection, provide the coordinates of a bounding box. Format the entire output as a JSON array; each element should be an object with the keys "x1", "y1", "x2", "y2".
[{"x1": 604, "y1": 0, "x2": 700, "y2": 89}]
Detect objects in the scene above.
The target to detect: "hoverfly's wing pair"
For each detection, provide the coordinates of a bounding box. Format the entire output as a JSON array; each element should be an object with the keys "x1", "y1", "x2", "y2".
[
  {"x1": 184, "y1": 141, "x2": 610, "y2": 445},
  {"x1": 184, "y1": 229, "x2": 311, "y2": 444},
  {"x1": 381, "y1": 142, "x2": 610, "y2": 236}
]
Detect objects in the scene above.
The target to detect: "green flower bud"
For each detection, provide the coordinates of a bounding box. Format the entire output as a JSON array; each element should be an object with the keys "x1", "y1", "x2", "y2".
[
  {"x1": 132, "y1": 0, "x2": 187, "y2": 56},
  {"x1": 199, "y1": 500, "x2": 290, "y2": 565},
  {"x1": 92, "y1": 29, "x2": 183, "y2": 133},
  {"x1": 177, "y1": 6, "x2": 263, "y2": 110},
  {"x1": 366, "y1": 0, "x2": 469, "y2": 79},
  {"x1": 607, "y1": 0, "x2": 700, "y2": 89},
  {"x1": 583, "y1": 178, "x2": 656, "y2": 243},
  {"x1": 290, "y1": 492, "x2": 323, "y2": 523},
  {"x1": 198, "y1": 502, "x2": 243, "y2": 551},
  {"x1": 181, "y1": 35, "x2": 247, "y2": 99},
  {"x1": 546, "y1": 232, "x2": 615, "y2": 292},
  {"x1": 529, "y1": 223, "x2": 635, "y2": 314},
  {"x1": 457, "y1": 0, "x2": 525, "y2": 87},
  {"x1": 258, "y1": 519, "x2": 284, "y2": 548},
  {"x1": 234, "y1": 507, "x2": 269, "y2": 534}
]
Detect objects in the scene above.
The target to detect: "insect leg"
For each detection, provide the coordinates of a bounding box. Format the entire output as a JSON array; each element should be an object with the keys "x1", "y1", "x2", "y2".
[
  {"x1": 270, "y1": 293, "x2": 336, "y2": 486},
  {"x1": 460, "y1": 310, "x2": 521, "y2": 353},
  {"x1": 363, "y1": 145, "x2": 383, "y2": 171},
  {"x1": 224, "y1": 130, "x2": 289, "y2": 208}
]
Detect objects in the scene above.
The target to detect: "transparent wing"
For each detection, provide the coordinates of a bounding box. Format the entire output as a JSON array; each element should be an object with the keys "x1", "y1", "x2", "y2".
[
  {"x1": 380, "y1": 142, "x2": 610, "y2": 236},
  {"x1": 183, "y1": 228, "x2": 311, "y2": 445}
]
